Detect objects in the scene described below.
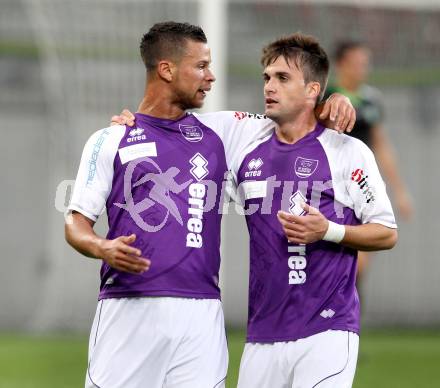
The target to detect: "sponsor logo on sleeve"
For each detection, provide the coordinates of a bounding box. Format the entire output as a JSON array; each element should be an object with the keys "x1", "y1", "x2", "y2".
[
  {"x1": 247, "y1": 113, "x2": 266, "y2": 119},
  {"x1": 179, "y1": 124, "x2": 203, "y2": 142},
  {"x1": 351, "y1": 168, "x2": 375, "y2": 203},
  {"x1": 294, "y1": 157, "x2": 318, "y2": 178},
  {"x1": 87, "y1": 128, "x2": 111, "y2": 186},
  {"x1": 233, "y1": 112, "x2": 266, "y2": 120},
  {"x1": 234, "y1": 111, "x2": 247, "y2": 120}
]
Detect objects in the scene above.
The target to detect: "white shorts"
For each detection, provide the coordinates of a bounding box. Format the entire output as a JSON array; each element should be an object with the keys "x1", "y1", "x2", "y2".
[
  {"x1": 85, "y1": 297, "x2": 228, "y2": 388},
  {"x1": 237, "y1": 330, "x2": 359, "y2": 388}
]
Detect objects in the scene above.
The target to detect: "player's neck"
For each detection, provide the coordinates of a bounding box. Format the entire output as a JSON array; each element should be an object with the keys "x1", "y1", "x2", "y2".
[
  {"x1": 137, "y1": 85, "x2": 186, "y2": 120},
  {"x1": 275, "y1": 112, "x2": 317, "y2": 145}
]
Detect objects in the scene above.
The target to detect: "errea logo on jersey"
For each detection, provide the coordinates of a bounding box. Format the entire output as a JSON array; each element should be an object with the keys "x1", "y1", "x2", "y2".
[
  {"x1": 289, "y1": 191, "x2": 306, "y2": 216},
  {"x1": 127, "y1": 127, "x2": 146, "y2": 143},
  {"x1": 245, "y1": 158, "x2": 263, "y2": 178},
  {"x1": 187, "y1": 153, "x2": 209, "y2": 249},
  {"x1": 190, "y1": 153, "x2": 209, "y2": 181},
  {"x1": 288, "y1": 244, "x2": 306, "y2": 285},
  {"x1": 320, "y1": 309, "x2": 335, "y2": 318}
]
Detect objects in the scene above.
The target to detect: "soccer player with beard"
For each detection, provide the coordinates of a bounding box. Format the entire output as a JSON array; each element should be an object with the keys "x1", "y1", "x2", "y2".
[
  {"x1": 232, "y1": 33, "x2": 397, "y2": 387},
  {"x1": 66, "y1": 22, "x2": 354, "y2": 388}
]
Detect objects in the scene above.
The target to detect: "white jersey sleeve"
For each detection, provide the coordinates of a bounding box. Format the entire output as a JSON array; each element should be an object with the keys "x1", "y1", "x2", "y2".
[
  {"x1": 319, "y1": 129, "x2": 397, "y2": 228},
  {"x1": 195, "y1": 111, "x2": 274, "y2": 170},
  {"x1": 68, "y1": 125, "x2": 126, "y2": 221}
]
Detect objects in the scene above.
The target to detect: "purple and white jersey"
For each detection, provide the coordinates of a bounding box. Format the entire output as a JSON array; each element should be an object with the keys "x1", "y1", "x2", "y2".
[
  {"x1": 233, "y1": 123, "x2": 396, "y2": 343},
  {"x1": 69, "y1": 112, "x2": 273, "y2": 300}
]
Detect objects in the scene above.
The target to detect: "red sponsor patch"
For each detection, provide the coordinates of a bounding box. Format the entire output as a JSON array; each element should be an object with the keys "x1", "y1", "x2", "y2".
[
  {"x1": 351, "y1": 168, "x2": 375, "y2": 203},
  {"x1": 234, "y1": 111, "x2": 247, "y2": 120},
  {"x1": 351, "y1": 168, "x2": 364, "y2": 182}
]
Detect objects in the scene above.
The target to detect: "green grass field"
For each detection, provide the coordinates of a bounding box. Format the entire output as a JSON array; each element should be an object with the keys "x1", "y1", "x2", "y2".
[{"x1": 1, "y1": 329, "x2": 439, "y2": 388}]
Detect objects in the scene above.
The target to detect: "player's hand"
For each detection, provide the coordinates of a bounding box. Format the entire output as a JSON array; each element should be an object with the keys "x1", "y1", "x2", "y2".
[
  {"x1": 110, "y1": 109, "x2": 136, "y2": 127},
  {"x1": 317, "y1": 93, "x2": 356, "y2": 133},
  {"x1": 98, "y1": 234, "x2": 150, "y2": 274},
  {"x1": 277, "y1": 204, "x2": 329, "y2": 244}
]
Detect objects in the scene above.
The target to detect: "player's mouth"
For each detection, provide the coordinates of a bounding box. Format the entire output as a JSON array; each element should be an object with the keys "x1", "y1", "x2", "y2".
[
  {"x1": 265, "y1": 97, "x2": 278, "y2": 105},
  {"x1": 198, "y1": 88, "x2": 211, "y2": 97}
]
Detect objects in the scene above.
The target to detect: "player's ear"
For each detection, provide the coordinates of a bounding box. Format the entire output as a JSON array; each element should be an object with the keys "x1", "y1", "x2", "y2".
[
  {"x1": 157, "y1": 60, "x2": 174, "y2": 82},
  {"x1": 306, "y1": 81, "x2": 321, "y2": 100}
]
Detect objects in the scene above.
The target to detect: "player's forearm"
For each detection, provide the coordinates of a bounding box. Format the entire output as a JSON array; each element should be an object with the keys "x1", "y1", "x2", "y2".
[
  {"x1": 340, "y1": 223, "x2": 397, "y2": 251},
  {"x1": 65, "y1": 213, "x2": 105, "y2": 259}
]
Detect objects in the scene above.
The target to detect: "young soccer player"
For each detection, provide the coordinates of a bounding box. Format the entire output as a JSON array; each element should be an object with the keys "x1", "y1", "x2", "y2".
[{"x1": 232, "y1": 33, "x2": 397, "y2": 388}]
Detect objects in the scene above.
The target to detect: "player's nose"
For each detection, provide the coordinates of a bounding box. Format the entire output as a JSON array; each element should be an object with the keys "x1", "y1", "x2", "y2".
[
  {"x1": 263, "y1": 78, "x2": 276, "y2": 95},
  {"x1": 264, "y1": 78, "x2": 276, "y2": 94},
  {"x1": 206, "y1": 68, "x2": 216, "y2": 83}
]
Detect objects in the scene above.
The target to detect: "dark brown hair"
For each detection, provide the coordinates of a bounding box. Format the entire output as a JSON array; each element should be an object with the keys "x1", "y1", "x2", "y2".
[
  {"x1": 140, "y1": 21, "x2": 207, "y2": 71},
  {"x1": 261, "y1": 32, "x2": 329, "y2": 101}
]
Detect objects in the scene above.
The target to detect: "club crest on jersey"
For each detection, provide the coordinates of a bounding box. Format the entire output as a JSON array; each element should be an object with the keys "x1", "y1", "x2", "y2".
[
  {"x1": 289, "y1": 190, "x2": 307, "y2": 216},
  {"x1": 245, "y1": 158, "x2": 263, "y2": 178},
  {"x1": 294, "y1": 157, "x2": 318, "y2": 178},
  {"x1": 351, "y1": 168, "x2": 375, "y2": 203},
  {"x1": 127, "y1": 127, "x2": 146, "y2": 143},
  {"x1": 179, "y1": 124, "x2": 203, "y2": 142}
]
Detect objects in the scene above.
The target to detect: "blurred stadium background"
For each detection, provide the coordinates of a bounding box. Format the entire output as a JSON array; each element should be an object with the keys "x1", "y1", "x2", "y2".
[{"x1": 1, "y1": 0, "x2": 440, "y2": 387}]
